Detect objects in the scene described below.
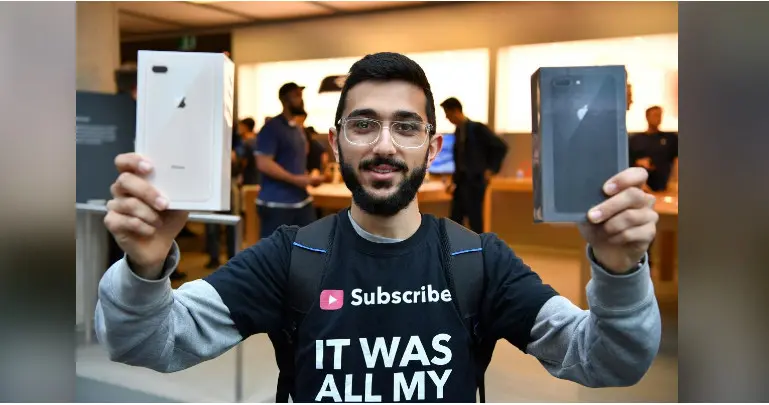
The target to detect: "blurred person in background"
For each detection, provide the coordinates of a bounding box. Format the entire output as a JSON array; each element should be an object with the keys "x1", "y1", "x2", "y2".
[
  {"x1": 440, "y1": 97, "x2": 508, "y2": 233},
  {"x1": 294, "y1": 111, "x2": 329, "y2": 219},
  {"x1": 237, "y1": 118, "x2": 260, "y2": 186},
  {"x1": 96, "y1": 52, "x2": 661, "y2": 403},
  {"x1": 255, "y1": 82, "x2": 323, "y2": 238},
  {"x1": 629, "y1": 106, "x2": 679, "y2": 192},
  {"x1": 294, "y1": 112, "x2": 329, "y2": 175},
  {"x1": 203, "y1": 126, "x2": 241, "y2": 270}
]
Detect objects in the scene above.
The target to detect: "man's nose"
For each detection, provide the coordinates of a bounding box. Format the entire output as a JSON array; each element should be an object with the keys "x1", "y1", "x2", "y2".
[{"x1": 372, "y1": 126, "x2": 397, "y2": 155}]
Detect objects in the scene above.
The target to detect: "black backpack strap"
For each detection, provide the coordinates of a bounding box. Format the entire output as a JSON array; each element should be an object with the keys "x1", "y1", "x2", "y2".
[
  {"x1": 440, "y1": 218, "x2": 494, "y2": 403},
  {"x1": 273, "y1": 214, "x2": 337, "y2": 403},
  {"x1": 289, "y1": 214, "x2": 337, "y2": 313},
  {"x1": 441, "y1": 218, "x2": 484, "y2": 321}
]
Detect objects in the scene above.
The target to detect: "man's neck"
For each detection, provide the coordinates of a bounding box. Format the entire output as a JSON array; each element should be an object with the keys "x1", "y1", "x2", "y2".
[
  {"x1": 349, "y1": 201, "x2": 422, "y2": 240},
  {"x1": 645, "y1": 126, "x2": 660, "y2": 134},
  {"x1": 282, "y1": 110, "x2": 295, "y2": 123}
]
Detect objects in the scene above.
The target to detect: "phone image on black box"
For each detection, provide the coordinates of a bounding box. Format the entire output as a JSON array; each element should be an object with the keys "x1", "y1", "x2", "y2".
[
  {"x1": 138, "y1": 57, "x2": 216, "y2": 203},
  {"x1": 551, "y1": 73, "x2": 621, "y2": 214}
]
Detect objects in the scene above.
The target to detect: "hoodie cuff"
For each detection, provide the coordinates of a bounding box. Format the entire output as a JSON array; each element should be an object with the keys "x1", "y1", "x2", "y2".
[
  {"x1": 585, "y1": 246, "x2": 653, "y2": 311},
  {"x1": 114, "y1": 242, "x2": 180, "y2": 307}
]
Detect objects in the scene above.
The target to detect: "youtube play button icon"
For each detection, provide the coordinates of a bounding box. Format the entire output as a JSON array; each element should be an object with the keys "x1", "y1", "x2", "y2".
[{"x1": 320, "y1": 290, "x2": 344, "y2": 311}]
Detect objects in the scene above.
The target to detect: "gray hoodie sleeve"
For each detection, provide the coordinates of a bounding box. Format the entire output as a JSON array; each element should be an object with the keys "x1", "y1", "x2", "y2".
[
  {"x1": 94, "y1": 242, "x2": 242, "y2": 373},
  {"x1": 525, "y1": 249, "x2": 662, "y2": 387}
]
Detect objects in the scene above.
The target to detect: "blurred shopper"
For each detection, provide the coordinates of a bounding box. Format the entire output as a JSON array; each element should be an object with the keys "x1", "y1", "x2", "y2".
[
  {"x1": 236, "y1": 118, "x2": 260, "y2": 186},
  {"x1": 203, "y1": 127, "x2": 241, "y2": 270},
  {"x1": 294, "y1": 111, "x2": 328, "y2": 219},
  {"x1": 294, "y1": 112, "x2": 329, "y2": 175},
  {"x1": 254, "y1": 83, "x2": 323, "y2": 238},
  {"x1": 629, "y1": 106, "x2": 679, "y2": 192},
  {"x1": 440, "y1": 97, "x2": 508, "y2": 233},
  {"x1": 97, "y1": 53, "x2": 661, "y2": 403}
]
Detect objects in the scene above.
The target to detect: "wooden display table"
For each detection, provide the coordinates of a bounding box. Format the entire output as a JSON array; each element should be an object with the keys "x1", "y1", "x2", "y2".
[
  {"x1": 241, "y1": 185, "x2": 260, "y2": 247},
  {"x1": 483, "y1": 177, "x2": 678, "y2": 308}
]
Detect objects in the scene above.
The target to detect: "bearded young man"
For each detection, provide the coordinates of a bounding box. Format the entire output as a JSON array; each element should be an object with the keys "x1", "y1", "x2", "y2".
[{"x1": 96, "y1": 52, "x2": 661, "y2": 403}]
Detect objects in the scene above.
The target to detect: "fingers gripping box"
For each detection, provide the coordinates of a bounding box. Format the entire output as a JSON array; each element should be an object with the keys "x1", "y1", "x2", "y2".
[
  {"x1": 135, "y1": 51, "x2": 235, "y2": 211},
  {"x1": 531, "y1": 66, "x2": 629, "y2": 223}
]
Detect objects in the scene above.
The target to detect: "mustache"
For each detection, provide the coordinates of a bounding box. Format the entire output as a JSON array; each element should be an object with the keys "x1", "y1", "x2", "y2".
[{"x1": 359, "y1": 156, "x2": 408, "y2": 172}]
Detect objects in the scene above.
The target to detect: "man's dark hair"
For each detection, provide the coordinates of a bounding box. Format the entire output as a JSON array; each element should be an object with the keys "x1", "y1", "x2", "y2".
[
  {"x1": 334, "y1": 52, "x2": 436, "y2": 135},
  {"x1": 645, "y1": 105, "x2": 662, "y2": 117},
  {"x1": 440, "y1": 97, "x2": 463, "y2": 112},
  {"x1": 240, "y1": 118, "x2": 255, "y2": 132}
]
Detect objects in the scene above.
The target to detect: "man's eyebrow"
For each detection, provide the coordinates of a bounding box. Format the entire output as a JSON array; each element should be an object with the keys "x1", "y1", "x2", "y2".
[
  {"x1": 346, "y1": 109, "x2": 425, "y2": 122},
  {"x1": 392, "y1": 110, "x2": 425, "y2": 122},
  {"x1": 347, "y1": 109, "x2": 379, "y2": 119}
]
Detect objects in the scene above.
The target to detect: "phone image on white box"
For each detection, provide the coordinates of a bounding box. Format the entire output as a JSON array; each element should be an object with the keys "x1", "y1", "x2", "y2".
[
  {"x1": 134, "y1": 51, "x2": 234, "y2": 211},
  {"x1": 140, "y1": 58, "x2": 214, "y2": 202}
]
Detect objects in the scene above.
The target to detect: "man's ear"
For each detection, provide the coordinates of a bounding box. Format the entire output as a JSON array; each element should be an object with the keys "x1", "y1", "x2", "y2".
[
  {"x1": 426, "y1": 134, "x2": 444, "y2": 169},
  {"x1": 329, "y1": 127, "x2": 340, "y2": 162}
]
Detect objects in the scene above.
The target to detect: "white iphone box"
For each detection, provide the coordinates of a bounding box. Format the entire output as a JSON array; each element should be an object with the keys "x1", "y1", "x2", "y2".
[{"x1": 135, "y1": 50, "x2": 234, "y2": 211}]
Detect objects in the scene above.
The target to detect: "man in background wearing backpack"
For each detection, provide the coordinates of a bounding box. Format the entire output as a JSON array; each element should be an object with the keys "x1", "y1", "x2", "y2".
[{"x1": 95, "y1": 52, "x2": 661, "y2": 403}]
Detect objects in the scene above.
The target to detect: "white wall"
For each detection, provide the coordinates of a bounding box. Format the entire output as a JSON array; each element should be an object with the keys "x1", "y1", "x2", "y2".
[
  {"x1": 233, "y1": 1, "x2": 678, "y2": 129},
  {"x1": 496, "y1": 34, "x2": 679, "y2": 133},
  {"x1": 237, "y1": 48, "x2": 490, "y2": 134}
]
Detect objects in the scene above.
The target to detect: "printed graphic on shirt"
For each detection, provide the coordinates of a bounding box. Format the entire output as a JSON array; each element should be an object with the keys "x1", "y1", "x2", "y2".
[
  {"x1": 313, "y1": 334, "x2": 454, "y2": 402},
  {"x1": 300, "y1": 264, "x2": 474, "y2": 403},
  {"x1": 350, "y1": 285, "x2": 452, "y2": 307},
  {"x1": 320, "y1": 290, "x2": 345, "y2": 311},
  {"x1": 311, "y1": 286, "x2": 459, "y2": 401}
]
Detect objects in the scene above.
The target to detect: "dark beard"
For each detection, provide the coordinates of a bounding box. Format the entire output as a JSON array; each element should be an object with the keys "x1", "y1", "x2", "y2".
[
  {"x1": 289, "y1": 105, "x2": 307, "y2": 116},
  {"x1": 338, "y1": 145, "x2": 428, "y2": 217}
]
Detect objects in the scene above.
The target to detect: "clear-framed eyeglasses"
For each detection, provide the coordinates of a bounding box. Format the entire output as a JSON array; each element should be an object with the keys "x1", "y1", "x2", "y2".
[{"x1": 338, "y1": 117, "x2": 434, "y2": 149}]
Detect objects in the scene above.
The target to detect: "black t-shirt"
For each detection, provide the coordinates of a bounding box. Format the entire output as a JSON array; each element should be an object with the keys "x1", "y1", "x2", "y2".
[
  {"x1": 306, "y1": 130, "x2": 327, "y2": 172},
  {"x1": 205, "y1": 210, "x2": 557, "y2": 402},
  {"x1": 241, "y1": 137, "x2": 260, "y2": 185},
  {"x1": 628, "y1": 131, "x2": 678, "y2": 191},
  {"x1": 232, "y1": 133, "x2": 244, "y2": 179}
]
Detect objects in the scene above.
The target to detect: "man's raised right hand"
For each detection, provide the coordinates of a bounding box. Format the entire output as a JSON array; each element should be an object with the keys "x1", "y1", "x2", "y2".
[{"x1": 104, "y1": 153, "x2": 189, "y2": 279}]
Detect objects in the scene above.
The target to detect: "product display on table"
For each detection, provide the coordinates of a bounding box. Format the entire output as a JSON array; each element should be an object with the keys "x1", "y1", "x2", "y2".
[
  {"x1": 531, "y1": 66, "x2": 629, "y2": 222},
  {"x1": 134, "y1": 50, "x2": 235, "y2": 211}
]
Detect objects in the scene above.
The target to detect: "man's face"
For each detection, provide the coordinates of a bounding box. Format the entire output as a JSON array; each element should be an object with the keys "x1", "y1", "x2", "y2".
[
  {"x1": 647, "y1": 108, "x2": 663, "y2": 128},
  {"x1": 237, "y1": 123, "x2": 247, "y2": 135},
  {"x1": 442, "y1": 108, "x2": 462, "y2": 126},
  {"x1": 284, "y1": 89, "x2": 306, "y2": 116},
  {"x1": 330, "y1": 80, "x2": 443, "y2": 217}
]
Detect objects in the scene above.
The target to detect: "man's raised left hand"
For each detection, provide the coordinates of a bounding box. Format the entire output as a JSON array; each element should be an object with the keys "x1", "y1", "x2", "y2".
[{"x1": 578, "y1": 167, "x2": 659, "y2": 273}]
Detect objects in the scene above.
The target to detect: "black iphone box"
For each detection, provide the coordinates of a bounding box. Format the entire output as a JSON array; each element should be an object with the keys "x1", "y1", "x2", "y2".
[{"x1": 531, "y1": 66, "x2": 628, "y2": 223}]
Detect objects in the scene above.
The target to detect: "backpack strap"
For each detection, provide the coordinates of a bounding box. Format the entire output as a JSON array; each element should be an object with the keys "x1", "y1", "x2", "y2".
[
  {"x1": 440, "y1": 218, "x2": 494, "y2": 403},
  {"x1": 273, "y1": 214, "x2": 337, "y2": 403},
  {"x1": 289, "y1": 214, "x2": 337, "y2": 313},
  {"x1": 441, "y1": 218, "x2": 484, "y2": 321}
]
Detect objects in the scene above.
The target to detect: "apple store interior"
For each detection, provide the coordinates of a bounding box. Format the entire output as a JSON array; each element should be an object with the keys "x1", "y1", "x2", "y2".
[{"x1": 76, "y1": 1, "x2": 678, "y2": 402}]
